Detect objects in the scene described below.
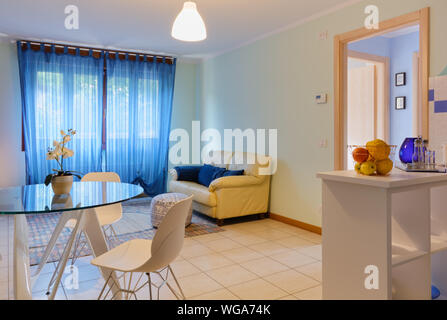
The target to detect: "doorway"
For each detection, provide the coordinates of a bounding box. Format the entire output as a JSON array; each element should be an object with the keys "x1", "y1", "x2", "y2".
[{"x1": 334, "y1": 8, "x2": 429, "y2": 170}]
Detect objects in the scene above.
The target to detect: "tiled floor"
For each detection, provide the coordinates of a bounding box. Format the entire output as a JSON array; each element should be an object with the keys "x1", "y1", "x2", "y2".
[{"x1": 0, "y1": 216, "x2": 322, "y2": 300}]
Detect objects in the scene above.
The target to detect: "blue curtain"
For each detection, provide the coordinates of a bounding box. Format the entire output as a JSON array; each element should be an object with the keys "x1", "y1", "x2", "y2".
[
  {"x1": 17, "y1": 43, "x2": 104, "y2": 184},
  {"x1": 105, "y1": 54, "x2": 176, "y2": 196}
]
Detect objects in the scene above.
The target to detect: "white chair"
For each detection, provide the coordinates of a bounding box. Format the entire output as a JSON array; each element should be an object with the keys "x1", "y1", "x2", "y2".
[
  {"x1": 69, "y1": 172, "x2": 123, "y2": 264},
  {"x1": 45, "y1": 172, "x2": 124, "y2": 295},
  {"x1": 91, "y1": 195, "x2": 193, "y2": 300}
]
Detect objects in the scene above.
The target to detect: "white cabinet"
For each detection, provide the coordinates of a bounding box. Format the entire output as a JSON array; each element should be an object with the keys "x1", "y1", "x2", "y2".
[{"x1": 318, "y1": 169, "x2": 447, "y2": 300}]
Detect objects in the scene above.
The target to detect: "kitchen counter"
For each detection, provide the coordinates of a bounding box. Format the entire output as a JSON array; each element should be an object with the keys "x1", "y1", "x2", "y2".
[{"x1": 318, "y1": 169, "x2": 447, "y2": 300}]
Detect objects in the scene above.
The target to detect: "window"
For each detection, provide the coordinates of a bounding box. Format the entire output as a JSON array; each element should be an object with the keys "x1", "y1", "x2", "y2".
[{"x1": 18, "y1": 42, "x2": 176, "y2": 195}]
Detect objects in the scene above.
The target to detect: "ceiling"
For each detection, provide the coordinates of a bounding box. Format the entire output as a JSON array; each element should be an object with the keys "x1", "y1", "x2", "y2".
[{"x1": 0, "y1": 0, "x2": 360, "y2": 61}]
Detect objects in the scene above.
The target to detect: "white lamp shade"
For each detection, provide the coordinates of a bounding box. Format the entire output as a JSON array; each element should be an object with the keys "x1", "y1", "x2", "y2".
[{"x1": 171, "y1": 2, "x2": 207, "y2": 42}]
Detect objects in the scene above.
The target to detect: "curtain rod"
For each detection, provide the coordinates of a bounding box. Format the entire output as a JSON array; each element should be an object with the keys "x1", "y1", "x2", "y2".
[{"x1": 18, "y1": 40, "x2": 176, "y2": 62}]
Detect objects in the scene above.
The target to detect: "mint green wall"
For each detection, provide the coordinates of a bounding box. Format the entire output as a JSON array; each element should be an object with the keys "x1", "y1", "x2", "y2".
[
  {"x1": 0, "y1": 41, "x2": 25, "y2": 187},
  {"x1": 170, "y1": 61, "x2": 197, "y2": 168},
  {"x1": 172, "y1": 62, "x2": 197, "y2": 131},
  {"x1": 197, "y1": 0, "x2": 447, "y2": 227}
]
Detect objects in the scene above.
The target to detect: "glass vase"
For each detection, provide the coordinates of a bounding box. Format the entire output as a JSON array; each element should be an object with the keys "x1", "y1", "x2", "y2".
[{"x1": 399, "y1": 138, "x2": 416, "y2": 164}]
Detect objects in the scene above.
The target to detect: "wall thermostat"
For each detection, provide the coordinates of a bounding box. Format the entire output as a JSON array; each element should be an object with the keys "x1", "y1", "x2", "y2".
[{"x1": 315, "y1": 93, "x2": 327, "y2": 104}]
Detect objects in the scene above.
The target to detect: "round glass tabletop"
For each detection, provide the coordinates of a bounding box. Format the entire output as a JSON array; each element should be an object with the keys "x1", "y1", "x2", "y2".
[{"x1": 0, "y1": 182, "x2": 144, "y2": 214}]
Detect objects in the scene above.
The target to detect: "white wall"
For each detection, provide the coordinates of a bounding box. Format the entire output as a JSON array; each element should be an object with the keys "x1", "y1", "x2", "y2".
[{"x1": 0, "y1": 41, "x2": 25, "y2": 187}]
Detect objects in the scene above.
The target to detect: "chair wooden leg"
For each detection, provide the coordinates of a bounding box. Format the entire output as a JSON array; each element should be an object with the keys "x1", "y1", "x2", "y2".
[{"x1": 216, "y1": 219, "x2": 224, "y2": 226}]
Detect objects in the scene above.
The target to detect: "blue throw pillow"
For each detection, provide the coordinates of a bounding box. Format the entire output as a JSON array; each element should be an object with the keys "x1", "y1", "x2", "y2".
[
  {"x1": 174, "y1": 166, "x2": 202, "y2": 182},
  {"x1": 198, "y1": 164, "x2": 226, "y2": 187},
  {"x1": 223, "y1": 170, "x2": 244, "y2": 177},
  {"x1": 213, "y1": 169, "x2": 245, "y2": 179}
]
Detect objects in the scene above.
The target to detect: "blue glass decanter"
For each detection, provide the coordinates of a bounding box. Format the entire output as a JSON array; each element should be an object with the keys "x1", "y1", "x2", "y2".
[{"x1": 399, "y1": 137, "x2": 417, "y2": 164}]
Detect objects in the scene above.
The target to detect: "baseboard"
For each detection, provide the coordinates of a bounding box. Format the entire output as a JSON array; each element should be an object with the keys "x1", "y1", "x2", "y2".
[{"x1": 269, "y1": 213, "x2": 322, "y2": 235}]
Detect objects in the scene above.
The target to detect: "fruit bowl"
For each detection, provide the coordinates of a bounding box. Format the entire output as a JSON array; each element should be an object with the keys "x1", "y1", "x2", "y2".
[{"x1": 348, "y1": 144, "x2": 397, "y2": 176}]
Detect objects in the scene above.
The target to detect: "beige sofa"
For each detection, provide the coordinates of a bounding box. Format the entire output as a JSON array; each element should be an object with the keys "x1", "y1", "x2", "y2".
[{"x1": 169, "y1": 151, "x2": 272, "y2": 225}]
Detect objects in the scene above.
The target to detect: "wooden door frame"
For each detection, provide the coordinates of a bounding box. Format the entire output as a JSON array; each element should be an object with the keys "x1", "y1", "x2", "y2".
[
  {"x1": 412, "y1": 52, "x2": 421, "y2": 137},
  {"x1": 348, "y1": 50, "x2": 390, "y2": 142},
  {"x1": 334, "y1": 7, "x2": 430, "y2": 170}
]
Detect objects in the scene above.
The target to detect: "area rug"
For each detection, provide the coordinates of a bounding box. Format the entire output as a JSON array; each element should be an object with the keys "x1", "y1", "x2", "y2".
[{"x1": 27, "y1": 197, "x2": 224, "y2": 265}]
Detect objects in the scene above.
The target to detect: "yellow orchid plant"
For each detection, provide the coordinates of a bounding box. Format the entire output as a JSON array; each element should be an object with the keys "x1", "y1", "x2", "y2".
[{"x1": 44, "y1": 129, "x2": 82, "y2": 186}]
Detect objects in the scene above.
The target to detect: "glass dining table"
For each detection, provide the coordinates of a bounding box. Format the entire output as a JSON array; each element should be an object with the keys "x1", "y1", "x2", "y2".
[{"x1": 0, "y1": 181, "x2": 144, "y2": 300}]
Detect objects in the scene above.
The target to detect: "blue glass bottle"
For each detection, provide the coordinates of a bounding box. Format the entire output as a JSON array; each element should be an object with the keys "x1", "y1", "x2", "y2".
[{"x1": 399, "y1": 138, "x2": 417, "y2": 164}]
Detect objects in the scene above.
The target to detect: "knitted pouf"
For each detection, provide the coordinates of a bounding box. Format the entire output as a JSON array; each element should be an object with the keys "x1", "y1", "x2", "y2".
[{"x1": 150, "y1": 193, "x2": 192, "y2": 228}]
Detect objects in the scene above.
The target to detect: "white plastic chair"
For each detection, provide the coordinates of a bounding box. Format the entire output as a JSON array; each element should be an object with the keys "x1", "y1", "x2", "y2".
[
  {"x1": 91, "y1": 195, "x2": 193, "y2": 300},
  {"x1": 69, "y1": 172, "x2": 123, "y2": 264}
]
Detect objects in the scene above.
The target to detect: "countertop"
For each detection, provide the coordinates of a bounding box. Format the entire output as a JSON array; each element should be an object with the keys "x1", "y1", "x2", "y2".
[{"x1": 317, "y1": 169, "x2": 447, "y2": 189}]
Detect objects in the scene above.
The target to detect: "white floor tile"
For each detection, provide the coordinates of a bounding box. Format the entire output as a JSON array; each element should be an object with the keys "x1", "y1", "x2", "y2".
[
  {"x1": 248, "y1": 241, "x2": 289, "y2": 256},
  {"x1": 188, "y1": 253, "x2": 233, "y2": 272},
  {"x1": 278, "y1": 295, "x2": 298, "y2": 300},
  {"x1": 206, "y1": 264, "x2": 258, "y2": 287},
  {"x1": 169, "y1": 259, "x2": 202, "y2": 278},
  {"x1": 270, "y1": 250, "x2": 317, "y2": 268},
  {"x1": 251, "y1": 229, "x2": 291, "y2": 241},
  {"x1": 191, "y1": 288, "x2": 240, "y2": 300},
  {"x1": 297, "y1": 245, "x2": 322, "y2": 260},
  {"x1": 240, "y1": 257, "x2": 289, "y2": 277},
  {"x1": 204, "y1": 238, "x2": 243, "y2": 252},
  {"x1": 274, "y1": 236, "x2": 315, "y2": 250},
  {"x1": 193, "y1": 233, "x2": 226, "y2": 243},
  {"x1": 264, "y1": 269, "x2": 319, "y2": 294},
  {"x1": 180, "y1": 243, "x2": 214, "y2": 259},
  {"x1": 297, "y1": 233, "x2": 322, "y2": 244},
  {"x1": 295, "y1": 262, "x2": 322, "y2": 282},
  {"x1": 228, "y1": 279, "x2": 288, "y2": 300},
  {"x1": 232, "y1": 234, "x2": 267, "y2": 246},
  {"x1": 65, "y1": 278, "x2": 106, "y2": 300},
  {"x1": 294, "y1": 285, "x2": 322, "y2": 300},
  {"x1": 220, "y1": 247, "x2": 264, "y2": 264},
  {"x1": 175, "y1": 273, "x2": 223, "y2": 298}
]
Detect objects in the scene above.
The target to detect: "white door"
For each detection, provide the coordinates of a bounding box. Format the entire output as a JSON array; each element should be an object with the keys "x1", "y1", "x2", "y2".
[{"x1": 347, "y1": 64, "x2": 376, "y2": 169}]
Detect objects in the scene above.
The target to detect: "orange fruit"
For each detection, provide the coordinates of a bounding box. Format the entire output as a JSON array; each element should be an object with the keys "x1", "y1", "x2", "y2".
[
  {"x1": 376, "y1": 158, "x2": 393, "y2": 176},
  {"x1": 352, "y1": 148, "x2": 369, "y2": 163}
]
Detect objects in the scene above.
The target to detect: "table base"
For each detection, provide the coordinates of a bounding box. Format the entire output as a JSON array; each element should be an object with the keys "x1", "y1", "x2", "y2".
[{"x1": 14, "y1": 209, "x2": 122, "y2": 300}]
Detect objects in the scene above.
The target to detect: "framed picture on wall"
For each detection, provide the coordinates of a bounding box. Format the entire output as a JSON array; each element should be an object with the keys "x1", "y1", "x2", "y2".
[
  {"x1": 395, "y1": 72, "x2": 406, "y2": 86},
  {"x1": 395, "y1": 96, "x2": 406, "y2": 110}
]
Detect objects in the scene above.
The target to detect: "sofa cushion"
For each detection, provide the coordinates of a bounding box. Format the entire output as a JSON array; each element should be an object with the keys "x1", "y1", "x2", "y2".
[
  {"x1": 174, "y1": 166, "x2": 202, "y2": 182},
  {"x1": 198, "y1": 164, "x2": 226, "y2": 187},
  {"x1": 169, "y1": 180, "x2": 217, "y2": 207}
]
